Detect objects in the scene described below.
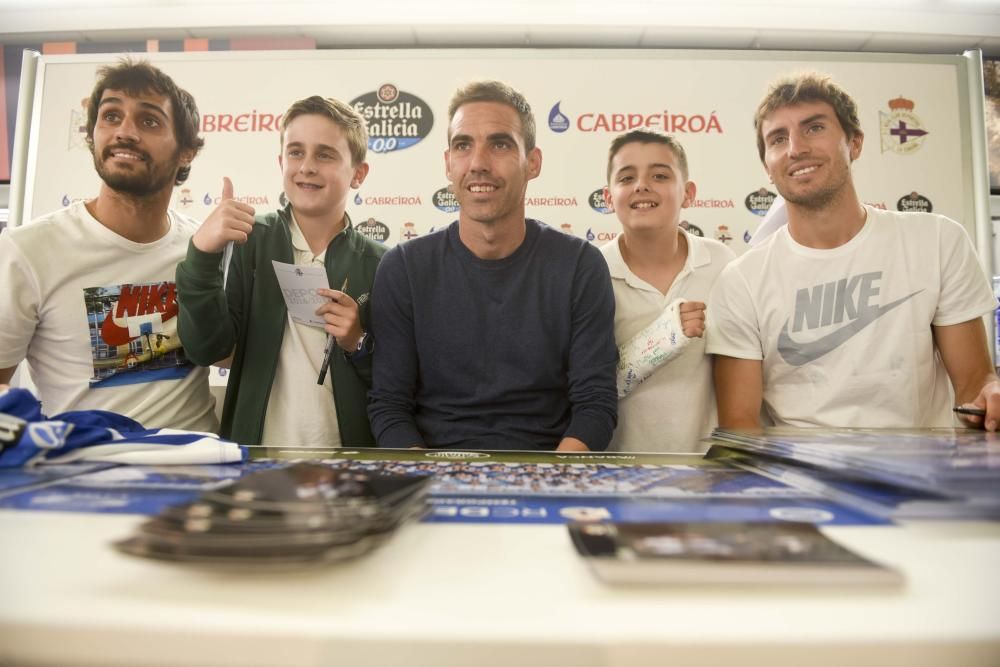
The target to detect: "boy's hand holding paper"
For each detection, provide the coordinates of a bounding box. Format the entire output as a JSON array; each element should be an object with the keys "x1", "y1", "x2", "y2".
[{"x1": 271, "y1": 260, "x2": 331, "y2": 327}]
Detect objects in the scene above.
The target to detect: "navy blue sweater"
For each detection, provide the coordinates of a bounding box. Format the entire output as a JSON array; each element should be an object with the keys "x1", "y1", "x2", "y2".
[{"x1": 369, "y1": 219, "x2": 617, "y2": 451}]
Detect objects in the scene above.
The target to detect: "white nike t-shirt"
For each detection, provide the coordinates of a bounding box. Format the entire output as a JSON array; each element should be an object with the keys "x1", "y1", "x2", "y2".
[{"x1": 706, "y1": 206, "x2": 996, "y2": 428}]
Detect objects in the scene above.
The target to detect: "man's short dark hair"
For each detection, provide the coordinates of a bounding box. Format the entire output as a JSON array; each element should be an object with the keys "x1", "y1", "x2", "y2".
[
  {"x1": 606, "y1": 129, "x2": 689, "y2": 182},
  {"x1": 447, "y1": 80, "x2": 536, "y2": 152},
  {"x1": 86, "y1": 59, "x2": 204, "y2": 185},
  {"x1": 754, "y1": 71, "x2": 862, "y2": 163}
]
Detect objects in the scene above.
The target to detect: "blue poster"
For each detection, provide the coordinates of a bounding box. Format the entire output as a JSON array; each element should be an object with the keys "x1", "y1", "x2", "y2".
[{"x1": 0, "y1": 453, "x2": 887, "y2": 525}]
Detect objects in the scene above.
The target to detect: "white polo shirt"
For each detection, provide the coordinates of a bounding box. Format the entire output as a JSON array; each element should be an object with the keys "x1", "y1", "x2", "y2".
[
  {"x1": 260, "y1": 214, "x2": 343, "y2": 447},
  {"x1": 601, "y1": 230, "x2": 735, "y2": 453}
]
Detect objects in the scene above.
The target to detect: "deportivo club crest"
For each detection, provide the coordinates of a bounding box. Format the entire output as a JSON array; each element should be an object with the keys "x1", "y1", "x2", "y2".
[
  {"x1": 879, "y1": 96, "x2": 928, "y2": 155},
  {"x1": 400, "y1": 222, "x2": 419, "y2": 242},
  {"x1": 715, "y1": 225, "x2": 732, "y2": 244}
]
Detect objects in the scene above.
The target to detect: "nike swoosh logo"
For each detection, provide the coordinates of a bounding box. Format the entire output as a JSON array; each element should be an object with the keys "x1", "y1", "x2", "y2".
[
  {"x1": 777, "y1": 290, "x2": 923, "y2": 366},
  {"x1": 100, "y1": 303, "x2": 178, "y2": 347}
]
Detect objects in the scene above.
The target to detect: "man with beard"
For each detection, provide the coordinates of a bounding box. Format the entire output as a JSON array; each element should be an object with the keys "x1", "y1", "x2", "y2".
[
  {"x1": 707, "y1": 72, "x2": 999, "y2": 430},
  {"x1": 0, "y1": 60, "x2": 217, "y2": 431},
  {"x1": 368, "y1": 80, "x2": 617, "y2": 451}
]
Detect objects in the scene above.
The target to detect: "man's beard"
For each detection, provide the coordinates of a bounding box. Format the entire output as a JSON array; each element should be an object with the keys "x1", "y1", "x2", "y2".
[
  {"x1": 93, "y1": 146, "x2": 179, "y2": 197},
  {"x1": 780, "y1": 184, "x2": 838, "y2": 211},
  {"x1": 777, "y1": 167, "x2": 850, "y2": 212}
]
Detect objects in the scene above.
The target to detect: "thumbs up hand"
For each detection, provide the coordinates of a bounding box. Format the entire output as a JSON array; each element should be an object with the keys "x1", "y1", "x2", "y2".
[{"x1": 192, "y1": 177, "x2": 256, "y2": 253}]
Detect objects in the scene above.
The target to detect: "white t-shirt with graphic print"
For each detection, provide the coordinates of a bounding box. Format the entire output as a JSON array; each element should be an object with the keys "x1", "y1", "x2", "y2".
[
  {"x1": 706, "y1": 206, "x2": 996, "y2": 428},
  {"x1": 0, "y1": 201, "x2": 217, "y2": 431}
]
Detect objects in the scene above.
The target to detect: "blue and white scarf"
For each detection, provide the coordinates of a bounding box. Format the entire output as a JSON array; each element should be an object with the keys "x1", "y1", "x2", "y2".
[{"x1": 0, "y1": 387, "x2": 246, "y2": 467}]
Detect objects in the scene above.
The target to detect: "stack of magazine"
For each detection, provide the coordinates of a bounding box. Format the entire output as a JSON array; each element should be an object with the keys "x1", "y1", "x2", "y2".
[
  {"x1": 114, "y1": 462, "x2": 431, "y2": 567},
  {"x1": 708, "y1": 428, "x2": 1000, "y2": 521}
]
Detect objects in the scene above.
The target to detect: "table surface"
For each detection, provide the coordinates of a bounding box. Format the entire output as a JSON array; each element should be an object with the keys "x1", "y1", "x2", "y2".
[{"x1": 1, "y1": 509, "x2": 999, "y2": 667}]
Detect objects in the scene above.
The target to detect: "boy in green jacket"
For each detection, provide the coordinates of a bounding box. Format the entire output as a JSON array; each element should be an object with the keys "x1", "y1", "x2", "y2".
[{"x1": 177, "y1": 96, "x2": 383, "y2": 447}]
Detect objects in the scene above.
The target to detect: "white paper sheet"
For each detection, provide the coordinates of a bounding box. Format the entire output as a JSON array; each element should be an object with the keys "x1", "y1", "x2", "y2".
[{"x1": 271, "y1": 260, "x2": 330, "y2": 327}]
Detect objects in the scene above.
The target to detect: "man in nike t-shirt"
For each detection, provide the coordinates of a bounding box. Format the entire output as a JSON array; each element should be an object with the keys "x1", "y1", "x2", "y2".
[
  {"x1": 0, "y1": 60, "x2": 217, "y2": 431},
  {"x1": 706, "y1": 72, "x2": 999, "y2": 430}
]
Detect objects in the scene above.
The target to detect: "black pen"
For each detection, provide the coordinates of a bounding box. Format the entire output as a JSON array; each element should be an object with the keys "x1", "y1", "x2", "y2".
[
  {"x1": 953, "y1": 406, "x2": 987, "y2": 417},
  {"x1": 317, "y1": 276, "x2": 348, "y2": 385}
]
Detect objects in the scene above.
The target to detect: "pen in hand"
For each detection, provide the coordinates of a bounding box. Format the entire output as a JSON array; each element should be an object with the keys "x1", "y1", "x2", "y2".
[
  {"x1": 317, "y1": 276, "x2": 349, "y2": 385},
  {"x1": 222, "y1": 240, "x2": 234, "y2": 289}
]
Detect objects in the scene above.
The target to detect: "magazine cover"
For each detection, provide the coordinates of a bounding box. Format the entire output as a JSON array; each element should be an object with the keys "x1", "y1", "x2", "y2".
[
  {"x1": 568, "y1": 521, "x2": 904, "y2": 586},
  {"x1": 712, "y1": 427, "x2": 1000, "y2": 497},
  {"x1": 707, "y1": 445, "x2": 999, "y2": 520}
]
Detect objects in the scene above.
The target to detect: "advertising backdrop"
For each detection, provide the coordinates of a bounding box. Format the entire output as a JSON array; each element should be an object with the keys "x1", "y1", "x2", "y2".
[{"x1": 10, "y1": 49, "x2": 991, "y2": 260}]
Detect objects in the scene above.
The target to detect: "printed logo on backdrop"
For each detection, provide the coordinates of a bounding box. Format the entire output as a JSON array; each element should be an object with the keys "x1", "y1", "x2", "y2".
[
  {"x1": 356, "y1": 192, "x2": 423, "y2": 206},
  {"x1": 715, "y1": 225, "x2": 733, "y2": 244},
  {"x1": 588, "y1": 188, "x2": 613, "y2": 214},
  {"x1": 897, "y1": 191, "x2": 932, "y2": 213},
  {"x1": 356, "y1": 218, "x2": 391, "y2": 243},
  {"x1": 350, "y1": 84, "x2": 434, "y2": 154},
  {"x1": 691, "y1": 198, "x2": 735, "y2": 209},
  {"x1": 548, "y1": 102, "x2": 571, "y2": 133},
  {"x1": 879, "y1": 97, "x2": 928, "y2": 155},
  {"x1": 68, "y1": 97, "x2": 89, "y2": 150},
  {"x1": 60, "y1": 195, "x2": 86, "y2": 207},
  {"x1": 200, "y1": 110, "x2": 282, "y2": 133},
  {"x1": 204, "y1": 192, "x2": 270, "y2": 207},
  {"x1": 570, "y1": 109, "x2": 723, "y2": 134},
  {"x1": 743, "y1": 230, "x2": 752, "y2": 244},
  {"x1": 865, "y1": 201, "x2": 888, "y2": 210},
  {"x1": 680, "y1": 220, "x2": 704, "y2": 237},
  {"x1": 585, "y1": 229, "x2": 619, "y2": 243},
  {"x1": 400, "y1": 222, "x2": 420, "y2": 242},
  {"x1": 525, "y1": 196, "x2": 578, "y2": 207},
  {"x1": 560, "y1": 223, "x2": 576, "y2": 236},
  {"x1": 432, "y1": 186, "x2": 460, "y2": 213},
  {"x1": 177, "y1": 188, "x2": 194, "y2": 209},
  {"x1": 745, "y1": 188, "x2": 777, "y2": 216}
]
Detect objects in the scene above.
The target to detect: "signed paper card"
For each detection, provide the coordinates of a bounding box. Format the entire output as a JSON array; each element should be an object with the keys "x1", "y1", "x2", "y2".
[{"x1": 271, "y1": 260, "x2": 329, "y2": 327}]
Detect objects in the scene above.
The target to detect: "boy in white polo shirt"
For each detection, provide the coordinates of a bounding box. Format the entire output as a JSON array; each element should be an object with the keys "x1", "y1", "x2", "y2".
[{"x1": 600, "y1": 130, "x2": 735, "y2": 452}]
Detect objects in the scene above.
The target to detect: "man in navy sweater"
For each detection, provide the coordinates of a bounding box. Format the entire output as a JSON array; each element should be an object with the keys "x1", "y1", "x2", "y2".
[{"x1": 368, "y1": 80, "x2": 617, "y2": 451}]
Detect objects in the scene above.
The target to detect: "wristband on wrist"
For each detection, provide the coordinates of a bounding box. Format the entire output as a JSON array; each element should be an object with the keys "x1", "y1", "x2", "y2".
[{"x1": 345, "y1": 331, "x2": 373, "y2": 359}]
